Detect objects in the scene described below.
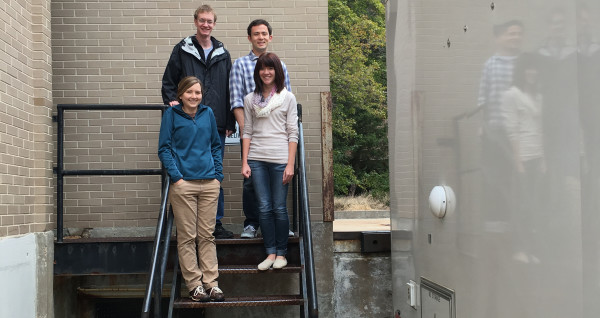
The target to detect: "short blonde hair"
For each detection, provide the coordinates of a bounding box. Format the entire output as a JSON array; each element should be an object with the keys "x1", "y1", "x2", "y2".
[{"x1": 194, "y1": 4, "x2": 217, "y2": 22}]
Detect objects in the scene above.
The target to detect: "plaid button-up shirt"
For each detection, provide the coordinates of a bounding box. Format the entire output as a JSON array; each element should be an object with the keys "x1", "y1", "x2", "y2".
[
  {"x1": 229, "y1": 51, "x2": 291, "y2": 110},
  {"x1": 477, "y1": 54, "x2": 517, "y2": 130}
]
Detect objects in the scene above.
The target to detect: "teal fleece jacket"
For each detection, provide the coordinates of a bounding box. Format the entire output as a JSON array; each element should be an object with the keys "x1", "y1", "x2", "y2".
[{"x1": 158, "y1": 104, "x2": 223, "y2": 183}]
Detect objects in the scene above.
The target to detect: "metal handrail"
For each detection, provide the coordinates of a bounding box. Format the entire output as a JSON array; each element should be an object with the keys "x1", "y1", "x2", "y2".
[
  {"x1": 296, "y1": 104, "x2": 319, "y2": 317},
  {"x1": 54, "y1": 104, "x2": 167, "y2": 242},
  {"x1": 141, "y1": 176, "x2": 173, "y2": 318}
]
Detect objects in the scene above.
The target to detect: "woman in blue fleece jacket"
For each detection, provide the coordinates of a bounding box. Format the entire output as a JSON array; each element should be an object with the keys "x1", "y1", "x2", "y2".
[{"x1": 157, "y1": 76, "x2": 225, "y2": 302}]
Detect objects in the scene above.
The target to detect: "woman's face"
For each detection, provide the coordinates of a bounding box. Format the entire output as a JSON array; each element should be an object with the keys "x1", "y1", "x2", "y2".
[
  {"x1": 180, "y1": 83, "x2": 202, "y2": 108},
  {"x1": 259, "y1": 66, "x2": 275, "y2": 87},
  {"x1": 525, "y1": 69, "x2": 538, "y2": 85}
]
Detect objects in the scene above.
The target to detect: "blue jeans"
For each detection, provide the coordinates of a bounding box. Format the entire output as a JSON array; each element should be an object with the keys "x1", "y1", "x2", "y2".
[
  {"x1": 216, "y1": 133, "x2": 225, "y2": 225},
  {"x1": 248, "y1": 160, "x2": 289, "y2": 256}
]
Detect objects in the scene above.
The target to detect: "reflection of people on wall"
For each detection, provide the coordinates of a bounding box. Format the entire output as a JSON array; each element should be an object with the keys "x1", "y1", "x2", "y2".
[
  {"x1": 536, "y1": 8, "x2": 582, "y2": 318},
  {"x1": 477, "y1": 20, "x2": 524, "y2": 231},
  {"x1": 499, "y1": 53, "x2": 544, "y2": 264},
  {"x1": 474, "y1": 20, "x2": 524, "y2": 317},
  {"x1": 537, "y1": 8, "x2": 579, "y2": 182},
  {"x1": 537, "y1": 8, "x2": 580, "y2": 221},
  {"x1": 501, "y1": 54, "x2": 545, "y2": 185},
  {"x1": 576, "y1": 4, "x2": 600, "y2": 316},
  {"x1": 577, "y1": 3, "x2": 600, "y2": 179}
]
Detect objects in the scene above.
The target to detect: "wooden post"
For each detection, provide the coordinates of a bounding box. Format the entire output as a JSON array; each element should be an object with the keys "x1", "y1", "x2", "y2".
[{"x1": 321, "y1": 91, "x2": 334, "y2": 222}]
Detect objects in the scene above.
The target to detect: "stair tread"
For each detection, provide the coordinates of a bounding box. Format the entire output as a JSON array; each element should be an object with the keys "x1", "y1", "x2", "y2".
[
  {"x1": 219, "y1": 264, "x2": 302, "y2": 274},
  {"x1": 215, "y1": 235, "x2": 300, "y2": 245},
  {"x1": 173, "y1": 294, "x2": 304, "y2": 308},
  {"x1": 59, "y1": 235, "x2": 300, "y2": 244}
]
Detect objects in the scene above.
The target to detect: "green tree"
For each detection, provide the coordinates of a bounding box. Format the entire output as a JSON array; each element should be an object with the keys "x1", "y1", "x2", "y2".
[{"x1": 329, "y1": 0, "x2": 388, "y2": 200}]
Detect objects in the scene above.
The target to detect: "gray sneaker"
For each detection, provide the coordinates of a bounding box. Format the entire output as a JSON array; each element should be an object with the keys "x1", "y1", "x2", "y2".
[
  {"x1": 189, "y1": 285, "x2": 210, "y2": 302},
  {"x1": 241, "y1": 225, "x2": 257, "y2": 238}
]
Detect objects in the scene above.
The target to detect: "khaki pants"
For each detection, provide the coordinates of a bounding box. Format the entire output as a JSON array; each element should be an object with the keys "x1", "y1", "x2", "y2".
[{"x1": 169, "y1": 179, "x2": 220, "y2": 292}]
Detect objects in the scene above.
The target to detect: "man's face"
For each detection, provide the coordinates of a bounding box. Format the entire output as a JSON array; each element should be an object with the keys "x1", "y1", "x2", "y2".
[
  {"x1": 498, "y1": 25, "x2": 523, "y2": 52},
  {"x1": 248, "y1": 24, "x2": 272, "y2": 54},
  {"x1": 195, "y1": 12, "x2": 215, "y2": 37}
]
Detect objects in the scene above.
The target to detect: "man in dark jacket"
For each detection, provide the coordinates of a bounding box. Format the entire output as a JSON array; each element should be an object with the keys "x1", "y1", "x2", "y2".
[{"x1": 162, "y1": 4, "x2": 235, "y2": 239}]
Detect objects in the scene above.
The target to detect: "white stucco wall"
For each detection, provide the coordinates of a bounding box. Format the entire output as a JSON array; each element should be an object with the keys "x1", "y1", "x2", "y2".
[{"x1": 0, "y1": 232, "x2": 53, "y2": 318}]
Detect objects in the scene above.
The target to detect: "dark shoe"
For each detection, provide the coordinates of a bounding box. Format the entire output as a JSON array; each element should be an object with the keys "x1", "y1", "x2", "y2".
[
  {"x1": 189, "y1": 285, "x2": 210, "y2": 302},
  {"x1": 208, "y1": 286, "x2": 225, "y2": 302},
  {"x1": 213, "y1": 224, "x2": 233, "y2": 239}
]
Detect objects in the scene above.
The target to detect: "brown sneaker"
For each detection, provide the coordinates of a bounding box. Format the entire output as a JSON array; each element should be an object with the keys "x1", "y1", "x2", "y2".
[
  {"x1": 208, "y1": 286, "x2": 225, "y2": 302},
  {"x1": 189, "y1": 285, "x2": 210, "y2": 302}
]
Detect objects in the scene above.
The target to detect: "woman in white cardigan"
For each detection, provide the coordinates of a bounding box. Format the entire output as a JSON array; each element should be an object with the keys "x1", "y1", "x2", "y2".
[{"x1": 241, "y1": 52, "x2": 298, "y2": 270}]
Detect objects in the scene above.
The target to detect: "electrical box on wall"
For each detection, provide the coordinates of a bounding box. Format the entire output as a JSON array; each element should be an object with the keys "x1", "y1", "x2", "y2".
[
  {"x1": 420, "y1": 277, "x2": 455, "y2": 318},
  {"x1": 407, "y1": 280, "x2": 418, "y2": 309}
]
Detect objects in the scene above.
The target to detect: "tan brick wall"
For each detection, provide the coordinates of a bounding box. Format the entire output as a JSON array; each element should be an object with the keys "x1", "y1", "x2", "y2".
[
  {"x1": 0, "y1": 0, "x2": 54, "y2": 237},
  {"x1": 50, "y1": 1, "x2": 328, "y2": 231}
]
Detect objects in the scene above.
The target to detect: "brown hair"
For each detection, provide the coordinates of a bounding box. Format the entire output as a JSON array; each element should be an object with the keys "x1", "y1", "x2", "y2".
[
  {"x1": 194, "y1": 4, "x2": 217, "y2": 22},
  {"x1": 253, "y1": 52, "x2": 285, "y2": 94},
  {"x1": 176, "y1": 76, "x2": 203, "y2": 102}
]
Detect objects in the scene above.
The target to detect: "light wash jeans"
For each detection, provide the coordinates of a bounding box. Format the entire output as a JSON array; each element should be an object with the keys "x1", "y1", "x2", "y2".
[{"x1": 247, "y1": 160, "x2": 289, "y2": 256}]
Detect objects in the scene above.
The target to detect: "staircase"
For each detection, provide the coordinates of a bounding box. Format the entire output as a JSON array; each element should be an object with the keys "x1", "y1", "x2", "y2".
[
  {"x1": 165, "y1": 236, "x2": 306, "y2": 317},
  {"x1": 141, "y1": 104, "x2": 318, "y2": 318},
  {"x1": 52, "y1": 104, "x2": 318, "y2": 318}
]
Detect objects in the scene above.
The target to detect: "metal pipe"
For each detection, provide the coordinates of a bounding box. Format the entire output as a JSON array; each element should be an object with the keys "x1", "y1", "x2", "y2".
[
  {"x1": 61, "y1": 169, "x2": 163, "y2": 176},
  {"x1": 57, "y1": 107, "x2": 64, "y2": 243},
  {"x1": 298, "y1": 120, "x2": 319, "y2": 317},
  {"x1": 57, "y1": 104, "x2": 167, "y2": 111},
  {"x1": 141, "y1": 176, "x2": 170, "y2": 317}
]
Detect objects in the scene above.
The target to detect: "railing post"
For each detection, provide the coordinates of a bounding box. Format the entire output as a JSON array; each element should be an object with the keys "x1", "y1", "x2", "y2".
[
  {"x1": 296, "y1": 103, "x2": 319, "y2": 317},
  {"x1": 57, "y1": 106, "x2": 64, "y2": 243}
]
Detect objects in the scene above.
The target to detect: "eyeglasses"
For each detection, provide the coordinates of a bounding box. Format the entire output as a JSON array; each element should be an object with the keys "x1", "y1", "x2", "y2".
[{"x1": 197, "y1": 18, "x2": 214, "y2": 25}]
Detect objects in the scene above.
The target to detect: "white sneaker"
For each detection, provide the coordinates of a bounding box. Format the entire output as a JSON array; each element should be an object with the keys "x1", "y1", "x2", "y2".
[
  {"x1": 288, "y1": 230, "x2": 294, "y2": 237},
  {"x1": 241, "y1": 225, "x2": 257, "y2": 238}
]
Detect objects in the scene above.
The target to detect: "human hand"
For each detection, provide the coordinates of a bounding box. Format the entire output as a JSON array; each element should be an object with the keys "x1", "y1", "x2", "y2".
[
  {"x1": 226, "y1": 129, "x2": 234, "y2": 137},
  {"x1": 174, "y1": 179, "x2": 185, "y2": 186},
  {"x1": 169, "y1": 100, "x2": 180, "y2": 107},
  {"x1": 282, "y1": 164, "x2": 294, "y2": 185},
  {"x1": 242, "y1": 163, "x2": 251, "y2": 179}
]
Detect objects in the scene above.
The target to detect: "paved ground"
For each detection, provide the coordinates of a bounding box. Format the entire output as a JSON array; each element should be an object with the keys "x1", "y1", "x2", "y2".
[{"x1": 332, "y1": 218, "x2": 390, "y2": 232}]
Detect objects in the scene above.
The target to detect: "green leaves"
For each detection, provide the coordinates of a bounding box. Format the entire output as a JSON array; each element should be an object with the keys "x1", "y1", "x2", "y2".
[{"x1": 330, "y1": 0, "x2": 388, "y2": 200}]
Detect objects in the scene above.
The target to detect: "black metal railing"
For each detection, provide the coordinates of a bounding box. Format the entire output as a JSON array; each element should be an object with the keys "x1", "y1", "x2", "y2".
[
  {"x1": 141, "y1": 176, "x2": 174, "y2": 318},
  {"x1": 55, "y1": 104, "x2": 167, "y2": 243},
  {"x1": 296, "y1": 104, "x2": 319, "y2": 317}
]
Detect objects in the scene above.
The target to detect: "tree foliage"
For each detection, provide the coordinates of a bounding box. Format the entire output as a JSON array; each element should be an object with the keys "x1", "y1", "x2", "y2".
[{"x1": 329, "y1": 0, "x2": 388, "y2": 200}]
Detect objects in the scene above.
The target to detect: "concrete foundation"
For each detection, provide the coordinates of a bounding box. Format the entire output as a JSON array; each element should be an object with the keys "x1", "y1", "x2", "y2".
[
  {"x1": 0, "y1": 231, "x2": 54, "y2": 318},
  {"x1": 333, "y1": 238, "x2": 392, "y2": 317}
]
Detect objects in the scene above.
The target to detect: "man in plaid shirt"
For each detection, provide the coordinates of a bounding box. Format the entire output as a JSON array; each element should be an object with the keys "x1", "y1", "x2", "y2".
[
  {"x1": 478, "y1": 20, "x2": 524, "y2": 132},
  {"x1": 229, "y1": 19, "x2": 292, "y2": 238},
  {"x1": 478, "y1": 20, "x2": 524, "y2": 234}
]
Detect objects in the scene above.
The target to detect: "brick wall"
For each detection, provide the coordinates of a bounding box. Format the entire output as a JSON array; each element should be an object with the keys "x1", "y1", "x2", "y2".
[
  {"x1": 49, "y1": 1, "x2": 328, "y2": 231},
  {"x1": 0, "y1": 0, "x2": 54, "y2": 237}
]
